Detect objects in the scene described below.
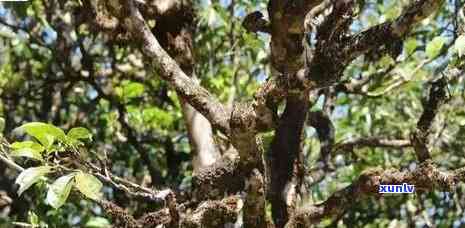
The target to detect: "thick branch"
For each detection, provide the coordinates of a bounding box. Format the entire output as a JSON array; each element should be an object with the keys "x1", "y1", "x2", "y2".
[
  {"x1": 192, "y1": 158, "x2": 243, "y2": 200},
  {"x1": 230, "y1": 102, "x2": 264, "y2": 170},
  {"x1": 99, "y1": 200, "x2": 142, "y2": 228},
  {"x1": 189, "y1": 68, "x2": 271, "y2": 205},
  {"x1": 125, "y1": 1, "x2": 230, "y2": 135},
  {"x1": 243, "y1": 169, "x2": 267, "y2": 228},
  {"x1": 180, "y1": 197, "x2": 240, "y2": 228},
  {"x1": 268, "y1": 0, "x2": 324, "y2": 72},
  {"x1": 299, "y1": 0, "x2": 445, "y2": 89},
  {"x1": 308, "y1": 111, "x2": 335, "y2": 164},
  {"x1": 304, "y1": 110, "x2": 335, "y2": 190},
  {"x1": 150, "y1": 1, "x2": 222, "y2": 173},
  {"x1": 253, "y1": 71, "x2": 287, "y2": 132},
  {"x1": 137, "y1": 191, "x2": 179, "y2": 227},
  {"x1": 346, "y1": 0, "x2": 445, "y2": 60},
  {"x1": 267, "y1": 94, "x2": 310, "y2": 227},
  {"x1": 286, "y1": 161, "x2": 462, "y2": 227},
  {"x1": 411, "y1": 76, "x2": 448, "y2": 162}
]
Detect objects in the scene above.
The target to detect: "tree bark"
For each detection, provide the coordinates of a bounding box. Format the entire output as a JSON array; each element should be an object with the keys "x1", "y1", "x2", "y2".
[
  {"x1": 149, "y1": 0, "x2": 221, "y2": 172},
  {"x1": 267, "y1": 94, "x2": 309, "y2": 227}
]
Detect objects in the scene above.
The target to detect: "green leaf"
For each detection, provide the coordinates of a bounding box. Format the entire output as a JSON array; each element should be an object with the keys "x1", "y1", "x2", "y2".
[
  {"x1": 11, "y1": 149, "x2": 43, "y2": 161},
  {"x1": 17, "y1": 122, "x2": 66, "y2": 148},
  {"x1": 426, "y1": 36, "x2": 446, "y2": 59},
  {"x1": 122, "y1": 81, "x2": 144, "y2": 99},
  {"x1": 0, "y1": 117, "x2": 5, "y2": 133},
  {"x1": 15, "y1": 166, "x2": 52, "y2": 196},
  {"x1": 10, "y1": 141, "x2": 45, "y2": 161},
  {"x1": 75, "y1": 172, "x2": 102, "y2": 200},
  {"x1": 67, "y1": 127, "x2": 92, "y2": 141},
  {"x1": 85, "y1": 217, "x2": 111, "y2": 228},
  {"x1": 11, "y1": 141, "x2": 44, "y2": 151},
  {"x1": 404, "y1": 38, "x2": 417, "y2": 55},
  {"x1": 142, "y1": 107, "x2": 174, "y2": 129},
  {"x1": 378, "y1": 55, "x2": 394, "y2": 67},
  {"x1": 206, "y1": 8, "x2": 221, "y2": 27},
  {"x1": 454, "y1": 35, "x2": 465, "y2": 57},
  {"x1": 46, "y1": 173, "x2": 75, "y2": 209},
  {"x1": 28, "y1": 211, "x2": 39, "y2": 226},
  {"x1": 384, "y1": 4, "x2": 400, "y2": 20}
]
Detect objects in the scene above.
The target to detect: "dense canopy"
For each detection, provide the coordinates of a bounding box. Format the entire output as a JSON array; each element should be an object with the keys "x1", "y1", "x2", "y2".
[{"x1": 0, "y1": 0, "x2": 464, "y2": 227}]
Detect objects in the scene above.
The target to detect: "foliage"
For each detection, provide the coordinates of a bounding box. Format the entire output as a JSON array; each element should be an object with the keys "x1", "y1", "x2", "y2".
[
  {"x1": 0, "y1": 0, "x2": 463, "y2": 227},
  {"x1": 10, "y1": 122, "x2": 101, "y2": 213}
]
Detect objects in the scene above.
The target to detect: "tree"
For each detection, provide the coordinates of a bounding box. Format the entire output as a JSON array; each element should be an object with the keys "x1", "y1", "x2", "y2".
[{"x1": 0, "y1": 0, "x2": 464, "y2": 227}]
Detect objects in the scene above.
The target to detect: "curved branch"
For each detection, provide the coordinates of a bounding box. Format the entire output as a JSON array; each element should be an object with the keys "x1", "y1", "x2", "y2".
[
  {"x1": 192, "y1": 158, "x2": 243, "y2": 200},
  {"x1": 180, "y1": 197, "x2": 240, "y2": 227},
  {"x1": 286, "y1": 161, "x2": 463, "y2": 227},
  {"x1": 411, "y1": 76, "x2": 449, "y2": 162},
  {"x1": 267, "y1": 94, "x2": 310, "y2": 227},
  {"x1": 99, "y1": 200, "x2": 142, "y2": 228},
  {"x1": 345, "y1": 0, "x2": 445, "y2": 60},
  {"x1": 297, "y1": 0, "x2": 445, "y2": 90},
  {"x1": 125, "y1": 0, "x2": 231, "y2": 135},
  {"x1": 308, "y1": 111, "x2": 335, "y2": 164}
]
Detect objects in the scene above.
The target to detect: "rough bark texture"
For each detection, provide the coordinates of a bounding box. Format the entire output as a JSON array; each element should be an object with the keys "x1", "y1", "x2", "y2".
[
  {"x1": 192, "y1": 158, "x2": 243, "y2": 200},
  {"x1": 264, "y1": 1, "x2": 324, "y2": 227},
  {"x1": 180, "y1": 197, "x2": 240, "y2": 228},
  {"x1": 267, "y1": 94, "x2": 309, "y2": 228},
  {"x1": 1, "y1": 0, "x2": 461, "y2": 227},
  {"x1": 182, "y1": 100, "x2": 221, "y2": 172},
  {"x1": 411, "y1": 77, "x2": 449, "y2": 162},
  {"x1": 267, "y1": 0, "x2": 323, "y2": 73},
  {"x1": 149, "y1": 0, "x2": 221, "y2": 173},
  {"x1": 285, "y1": 160, "x2": 461, "y2": 227},
  {"x1": 244, "y1": 169, "x2": 267, "y2": 228},
  {"x1": 308, "y1": 110, "x2": 335, "y2": 166},
  {"x1": 77, "y1": 0, "x2": 452, "y2": 227},
  {"x1": 125, "y1": 0, "x2": 231, "y2": 135}
]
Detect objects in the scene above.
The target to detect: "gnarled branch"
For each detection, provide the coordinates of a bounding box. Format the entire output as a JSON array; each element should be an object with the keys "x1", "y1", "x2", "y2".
[
  {"x1": 286, "y1": 161, "x2": 462, "y2": 227},
  {"x1": 125, "y1": 0, "x2": 231, "y2": 135}
]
